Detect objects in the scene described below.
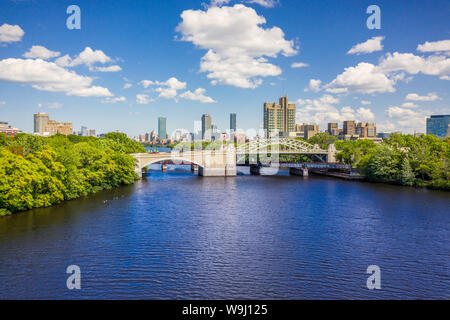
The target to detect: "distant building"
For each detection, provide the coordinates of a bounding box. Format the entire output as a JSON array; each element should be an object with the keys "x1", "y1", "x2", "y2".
[
  {"x1": 303, "y1": 124, "x2": 320, "y2": 140},
  {"x1": 377, "y1": 132, "x2": 391, "y2": 139},
  {"x1": 327, "y1": 122, "x2": 339, "y2": 136},
  {"x1": 426, "y1": 115, "x2": 450, "y2": 139},
  {"x1": 158, "y1": 117, "x2": 167, "y2": 140},
  {"x1": 343, "y1": 120, "x2": 356, "y2": 135},
  {"x1": 44, "y1": 120, "x2": 73, "y2": 136},
  {"x1": 356, "y1": 122, "x2": 377, "y2": 138},
  {"x1": 33, "y1": 112, "x2": 72, "y2": 136},
  {"x1": 81, "y1": 126, "x2": 88, "y2": 137},
  {"x1": 0, "y1": 121, "x2": 20, "y2": 137},
  {"x1": 202, "y1": 114, "x2": 212, "y2": 141},
  {"x1": 230, "y1": 113, "x2": 237, "y2": 134},
  {"x1": 34, "y1": 112, "x2": 49, "y2": 134},
  {"x1": 234, "y1": 132, "x2": 247, "y2": 144},
  {"x1": 264, "y1": 96, "x2": 296, "y2": 137}
]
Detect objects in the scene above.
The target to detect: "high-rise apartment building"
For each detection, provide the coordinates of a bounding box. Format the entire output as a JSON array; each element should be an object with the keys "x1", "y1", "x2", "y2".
[
  {"x1": 202, "y1": 114, "x2": 212, "y2": 141},
  {"x1": 328, "y1": 122, "x2": 339, "y2": 136},
  {"x1": 158, "y1": 117, "x2": 167, "y2": 140},
  {"x1": 303, "y1": 124, "x2": 320, "y2": 140},
  {"x1": 356, "y1": 122, "x2": 377, "y2": 138},
  {"x1": 426, "y1": 115, "x2": 450, "y2": 138},
  {"x1": 343, "y1": 120, "x2": 356, "y2": 135},
  {"x1": 263, "y1": 96, "x2": 296, "y2": 137},
  {"x1": 230, "y1": 113, "x2": 236, "y2": 133},
  {"x1": 34, "y1": 112, "x2": 49, "y2": 133}
]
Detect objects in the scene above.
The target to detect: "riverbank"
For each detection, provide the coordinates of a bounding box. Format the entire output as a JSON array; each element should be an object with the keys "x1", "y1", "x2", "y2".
[{"x1": 0, "y1": 132, "x2": 145, "y2": 216}]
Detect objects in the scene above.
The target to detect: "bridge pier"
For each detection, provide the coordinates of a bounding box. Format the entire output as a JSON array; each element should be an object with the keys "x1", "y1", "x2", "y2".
[
  {"x1": 161, "y1": 163, "x2": 167, "y2": 172},
  {"x1": 191, "y1": 164, "x2": 198, "y2": 173},
  {"x1": 289, "y1": 167, "x2": 309, "y2": 177}
]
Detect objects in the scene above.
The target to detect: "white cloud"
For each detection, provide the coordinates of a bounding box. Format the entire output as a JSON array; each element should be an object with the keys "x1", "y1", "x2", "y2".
[
  {"x1": 385, "y1": 106, "x2": 429, "y2": 132},
  {"x1": 23, "y1": 46, "x2": 60, "y2": 59},
  {"x1": 326, "y1": 62, "x2": 396, "y2": 94},
  {"x1": 94, "y1": 65, "x2": 122, "y2": 72},
  {"x1": 180, "y1": 88, "x2": 217, "y2": 103},
  {"x1": 440, "y1": 75, "x2": 450, "y2": 80},
  {"x1": 378, "y1": 52, "x2": 450, "y2": 76},
  {"x1": 140, "y1": 77, "x2": 187, "y2": 99},
  {"x1": 347, "y1": 36, "x2": 385, "y2": 55},
  {"x1": 417, "y1": 40, "x2": 450, "y2": 53},
  {"x1": 176, "y1": 4, "x2": 297, "y2": 88},
  {"x1": 401, "y1": 102, "x2": 420, "y2": 109},
  {"x1": 361, "y1": 100, "x2": 371, "y2": 105},
  {"x1": 405, "y1": 92, "x2": 440, "y2": 101},
  {"x1": 296, "y1": 94, "x2": 376, "y2": 128},
  {"x1": 136, "y1": 94, "x2": 154, "y2": 104},
  {"x1": 102, "y1": 96, "x2": 126, "y2": 104},
  {"x1": 246, "y1": 0, "x2": 278, "y2": 8},
  {"x1": 123, "y1": 83, "x2": 132, "y2": 89},
  {"x1": 304, "y1": 79, "x2": 322, "y2": 92},
  {"x1": 0, "y1": 58, "x2": 113, "y2": 97},
  {"x1": 291, "y1": 62, "x2": 308, "y2": 68},
  {"x1": 209, "y1": 0, "x2": 231, "y2": 6},
  {"x1": 0, "y1": 101, "x2": 6, "y2": 105},
  {"x1": 0, "y1": 24, "x2": 24, "y2": 43},
  {"x1": 55, "y1": 47, "x2": 113, "y2": 69}
]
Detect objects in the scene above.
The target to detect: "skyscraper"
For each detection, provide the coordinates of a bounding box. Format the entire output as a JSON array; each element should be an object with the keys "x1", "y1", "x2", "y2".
[
  {"x1": 202, "y1": 114, "x2": 212, "y2": 141},
  {"x1": 230, "y1": 113, "x2": 236, "y2": 133},
  {"x1": 34, "y1": 112, "x2": 49, "y2": 133},
  {"x1": 158, "y1": 117, "x2": 167, "y2": 140},
  {"x1": 263, "y1": 96, "x2": 296, "y2": 137},
  {"x1": 343, "y1": 120, "x2": 356, "y2": 135},
  {"x1": 328, "y1": 123, "x2": 339, "y2": 136},
  {"x1": 427, "y1": 115, "x2": 450, "y2": 138}
]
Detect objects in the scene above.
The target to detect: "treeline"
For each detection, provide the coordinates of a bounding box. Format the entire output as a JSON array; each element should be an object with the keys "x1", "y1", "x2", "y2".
[
  {"x1": 0, "y1": 132, "x2": 145, "y2": 216},
  {"x1": 307, "y1": 132, "x2": 450, "y2": 191}
]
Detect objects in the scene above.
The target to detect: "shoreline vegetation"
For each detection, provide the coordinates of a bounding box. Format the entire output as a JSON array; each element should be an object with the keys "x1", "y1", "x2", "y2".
[{"x1": 1, "y1": 132, "x2": 449, "y2": 216}]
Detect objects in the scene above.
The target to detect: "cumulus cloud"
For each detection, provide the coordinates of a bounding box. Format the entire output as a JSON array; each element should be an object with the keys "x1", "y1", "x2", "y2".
[
  {"x1": 417, "y1": 40, "x2": 450, "y2": 53},
  {"x1": 179, "y1": 88, "x2": 217, "y2": 103},
  {"x1": 136, "y1": 94, "x2": 154, "y2": 104},
  {"x1": 176, "y1": 4, "x2": 297, "y2": 88},
  {"x1": 140, "y1": 77, "x2": 187, "y2": 99},
  {"x1": 361, "y1": 100, "x2": 371, "y2": 105},
  {"x1": 385, "y1": 105, "x2": 429, "y2": 132},
  {"x1": 325, "y1": 62, "x2": 396, "y2": 94},
  {"x1": 94, "y1": 65, "x2": 122, "y2": 72},
  {"x1": 378, "y1": 52, "x2": 450, "y2": 76},
  {"x1": 291, "y1": 62, "x2": 308, "y2": 68},
  {"x1": 0, "y1": 24, "x2": 24, "y2": 43},
  {"x1": 23, "y1": 46, "x2": 60, "y2": 59},
  {"x1": 304, "y1": 79, "x2": 322, "y2": 92},
  {"x1": 55, "y1": 47, "x2": 115, "y2": 70},
  {"x1": 0, "y1": 58, "x2": 113, "y2": 97},
  {"x1": 102, "y1": 96, "x2": 126, "y2": 104},
  {"x1": 347, "y1": 36, "x2": 385, "y2": 55},
  {"x1": 405, "y1": 92, "x2": 440, "y2": 101},
  {"x1": 123, "y1": 83, "x2": 132, "y2": 89},
  {"x1": 440, "y1": 75, "x2": 450, "y2": 80},
  {"x1": 401, "y1": 102, "x2": 420, "y2": 109},
  {"x1": 247, "y1": 0, "x2": 278, "y2": 8}
]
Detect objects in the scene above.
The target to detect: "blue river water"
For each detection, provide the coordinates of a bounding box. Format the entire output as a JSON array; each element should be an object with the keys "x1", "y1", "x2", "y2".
[{"x1": 0, "y1": 167, "x2": 449, "y2": 299}]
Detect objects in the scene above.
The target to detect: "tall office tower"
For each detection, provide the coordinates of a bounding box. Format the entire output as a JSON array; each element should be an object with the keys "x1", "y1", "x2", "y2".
[
  {"x1": 158, "y1": 117, "x2": 167, "y2": 140},
  {"x1": 426, "y1": 115, "x2": 450, "y2": 138},
  {"x1": 343, "y1": 120, "x2": 356, "y2": 135},
  {"x1": 263, "y1": 96, "x2": 296, "y2": 137},
  {"x1": 81, "y1": 126, "x2": 88, "y2": 136},
  {"x1": 230, "y1": 113, "x2": 237, "y2": 133},
  {"x1": 34, "y1": 112, "x2": 49, "y2": 133},
  {"x1": 328, "y1": 122, "x2": 339, "y2": 136},
  {"x1": 202, "y1": 114, "x2": 212, "y2": 141}
]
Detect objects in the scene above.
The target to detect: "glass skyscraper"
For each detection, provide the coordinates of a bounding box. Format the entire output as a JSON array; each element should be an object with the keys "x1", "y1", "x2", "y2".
[
  {"x1": 230, "y1": 113, "x2": 236, "y2": 133},
  {"x1": 201, "y1": 114, "x2": 212, "y2": 141},
  {"x1": 426, "y1": 115, "x2": 450, "y2": 139},
  {"x1": 158, "y1": 117, "x2": 167, "y2": 140}
]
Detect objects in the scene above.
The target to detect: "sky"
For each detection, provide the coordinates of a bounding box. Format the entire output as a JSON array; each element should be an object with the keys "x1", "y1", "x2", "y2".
[{"x1": 0, "y1": 0, "x2": 449, "y2": 137}]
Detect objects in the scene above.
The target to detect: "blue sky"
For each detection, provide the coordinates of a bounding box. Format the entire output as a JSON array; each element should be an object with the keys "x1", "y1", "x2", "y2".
[{"x1": 0, "y1": 0, "x2": 449, "y2": 136}]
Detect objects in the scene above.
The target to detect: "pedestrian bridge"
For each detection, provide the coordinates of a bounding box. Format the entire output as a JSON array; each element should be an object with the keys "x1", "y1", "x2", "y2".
[{"x1": 131, "y1": 138, "x2": 337, "y2": 177}]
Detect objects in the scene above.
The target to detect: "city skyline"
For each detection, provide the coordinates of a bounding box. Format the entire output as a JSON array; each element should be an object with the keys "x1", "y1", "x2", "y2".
[{"x1": 0, "y1": 0, "x2": 449, "y2": 136}]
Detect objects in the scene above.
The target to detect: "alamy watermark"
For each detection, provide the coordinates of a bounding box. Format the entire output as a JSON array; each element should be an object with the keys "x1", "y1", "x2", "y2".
[
  {"x1": 366, "y1": 265, "x2": 381, "y2": 290},
  {"x1": 66, "y1": 265, "x2": 81, "y2": 290}
]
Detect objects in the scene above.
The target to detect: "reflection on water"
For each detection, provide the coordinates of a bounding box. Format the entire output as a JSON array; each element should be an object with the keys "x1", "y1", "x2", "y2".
[{"x1": 0, "y1": 170, "x2": 449, "y2": 299}]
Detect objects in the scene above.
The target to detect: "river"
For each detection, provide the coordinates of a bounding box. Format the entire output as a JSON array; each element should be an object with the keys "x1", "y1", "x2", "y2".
[{"x1": 0, "y1": 168, "x2": 449, "y2": 299}]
